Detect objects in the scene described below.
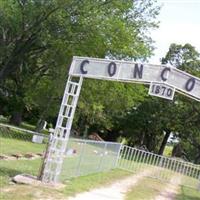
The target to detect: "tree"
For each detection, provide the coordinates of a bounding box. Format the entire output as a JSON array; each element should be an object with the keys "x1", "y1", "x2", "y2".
[
  {"x1": 0, "y1": 0, "x2": 160, "y2": 126},
  {"x1": 114, "y1": 43, "x2": 200, "y2": 157},
  {"x1": 74, "y1": 81, "x2": 147, "y2": 138},
  {"x1": 0, "y1": 0, "x2": 160, "y2": 80},
  {"x1": 175, "y1": 99, "x2": 200, "y2": 163},
  {"x1": 116, "y1": 96, "x2": 180, "y2": 153},
  {"x1": 161, "y1": 43, "x2": 200, "y2": 163},
  {"x1": 161, "y1": 43, "x2": 200, "y2": 72}
]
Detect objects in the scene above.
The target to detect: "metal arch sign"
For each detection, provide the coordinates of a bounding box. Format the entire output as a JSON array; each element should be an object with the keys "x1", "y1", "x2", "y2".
[
  {"x1": 69, "y1": 56, "x2": 200, "y2": 101},
  {"x1": 42, "y1": 56, "x2": 200, "y2": 183}
]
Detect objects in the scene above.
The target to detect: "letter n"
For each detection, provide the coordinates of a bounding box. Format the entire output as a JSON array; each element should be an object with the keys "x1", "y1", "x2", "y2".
[{"x1": 133, "y1": 64, "x2": 143, "y2": 79}]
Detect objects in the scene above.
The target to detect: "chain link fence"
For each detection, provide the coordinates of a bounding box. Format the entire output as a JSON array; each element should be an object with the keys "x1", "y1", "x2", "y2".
[
  {"x1": 0, "y1": 123, "x2": 49, "y2": 179},
  {"x1": 0, "y1": 123, "x2": 49, "y2": 154},
  {"x1": 60, "y1": 138, "x2": 121, "y2": 181},
  {"x1": 0, "y1": 123, "x2": 121, "y2": 182}
]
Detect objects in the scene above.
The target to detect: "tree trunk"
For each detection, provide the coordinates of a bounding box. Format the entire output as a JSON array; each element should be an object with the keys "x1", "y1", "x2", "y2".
[
  {"x1": 35, "y1": 96, "x2": 53, "y2": 132},
  {"x1": 83, "y1": 125, "x2": 89, "y2": 138},
  {"x1": 10, "y1": 111, "x2": 22, "y2": 126},
  {"x1": 139, "y1": 132, "x2": 145, "y2": 146},
  {"x1": 195, "y1": 153, "x2": 200, "y2": 164},
  {"x1": 158, "y1": 130, "x2": 171, "y2": 155}
]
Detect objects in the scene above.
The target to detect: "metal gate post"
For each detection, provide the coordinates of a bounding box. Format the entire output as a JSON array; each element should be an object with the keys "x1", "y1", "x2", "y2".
[
  {"x1": 40, "y1": 76, "x2": 83, "y2": 183},
  {"x1": 115, "y1": 143, "x2": 123, "y2": 168}
]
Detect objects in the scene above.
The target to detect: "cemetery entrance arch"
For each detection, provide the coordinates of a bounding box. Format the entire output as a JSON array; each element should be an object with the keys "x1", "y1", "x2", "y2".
[{"x1": 41, "y1": 56, "x2": 200, "y2": 183}]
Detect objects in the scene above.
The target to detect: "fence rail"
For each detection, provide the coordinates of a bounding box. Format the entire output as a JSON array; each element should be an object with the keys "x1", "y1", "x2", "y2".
[
  {"x1": 0, "y1": 123, "x2": 48, "y2": 137},
  {"x1": 118, "y1": 145, "x2": 200, "y2": 190}
]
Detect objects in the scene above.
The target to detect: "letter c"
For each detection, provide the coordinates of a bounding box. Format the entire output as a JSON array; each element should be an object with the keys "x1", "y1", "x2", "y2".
[
  {"x1": 161, "y1": 67, "x2": 171, "y2": 81},
  {"x1": 80, "y1": 59, "x2": 89, "y2": 74}
]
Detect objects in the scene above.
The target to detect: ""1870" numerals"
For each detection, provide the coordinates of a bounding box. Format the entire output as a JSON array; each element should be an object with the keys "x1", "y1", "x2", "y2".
[{"x1": 151, "y1": 85, "x2": 173, "y2": 97}]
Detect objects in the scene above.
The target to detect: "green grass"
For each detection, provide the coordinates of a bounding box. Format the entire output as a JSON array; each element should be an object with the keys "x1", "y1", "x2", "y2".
[
  {"x1": 181, "y1": 174, "x2": 199, "y2": 189},
  {"x1": 0, "y1": 124, "x2": 47, "y2": 155},
  {"x1": 125, "y1": 175, "x2": 200, "y2": 200},
  {"x1": 20, "y1": 122, "x2": 49, "y2": 134},
  {"x1": 0, "y1": 137, "x2": 46, "y2": 155},
  {"x1": 0, "y1": 159, "x2": 42, "y2": 187},
  {"x1": 0, "y1": 116, "x2": 35, "y2": 131},
  {"x1": 19, "y1": 122, "x2": 36, "y2": 131},
  {"x1": 0, "y1": 157, "x2": 132, "y2": 200},
  {"x1": 0, "y1": 120, "x2": 49, "y2": 135},
  {"x1": 126, "y1": 177, "x2": 200, "y2": 200},
  {"x1": 63, "y1": 169, "x2": 131, "y2": 197},
  {"x1": 175, "y1": 185, "x2": 200, "y2": 200},
  {"x1": 1, "y1": 146, "x2": 199, "y2": 200},
  {"x1": 125, "y1": 177, "x2": 168, "y2": 200},
  {"x1": 0, "y1": 118, "x2": 36, "y2": 131},
  {"x1": 0, "y1": 130, "x2": 119, "y2": 181}
]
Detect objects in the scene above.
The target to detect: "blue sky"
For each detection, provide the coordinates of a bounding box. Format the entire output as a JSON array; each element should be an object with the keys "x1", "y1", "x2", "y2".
[{"x1": 149, "y1": 0, "x2": 200, "y2": 64}]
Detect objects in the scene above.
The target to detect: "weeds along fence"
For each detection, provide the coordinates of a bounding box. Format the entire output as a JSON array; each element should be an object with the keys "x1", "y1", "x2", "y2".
[{"x1": 118, "y1": 145, "x2": 200, "y2": 190}]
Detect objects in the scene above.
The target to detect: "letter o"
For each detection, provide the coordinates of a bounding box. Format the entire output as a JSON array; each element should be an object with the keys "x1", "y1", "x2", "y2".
[
  {"x1": 108, "y1": 62, "x2": 117, "y2": 77},
  {"x1": 185, "y1": 78, "x2": 196, "y2": 92},
  {"x1": 167, "y1": 88, "x2": 172, "y2": 97}
]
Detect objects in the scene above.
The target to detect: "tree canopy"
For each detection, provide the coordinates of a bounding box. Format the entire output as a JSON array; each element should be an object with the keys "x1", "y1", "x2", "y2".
[
  {"x1": 116, "y1": 43, "x2": 200, "y2": 163},
  {"x1": 0, "y1": 0, "x2": 160, "y2": 127}
]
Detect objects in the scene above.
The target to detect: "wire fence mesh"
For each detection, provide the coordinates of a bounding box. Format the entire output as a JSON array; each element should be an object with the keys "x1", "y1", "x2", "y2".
[
  {"x1": 60, "y1": 138, "x2": 121, "y2": 181},
  {"x1": 0, "y1": 123, "x2": 49, "y2": 179}
]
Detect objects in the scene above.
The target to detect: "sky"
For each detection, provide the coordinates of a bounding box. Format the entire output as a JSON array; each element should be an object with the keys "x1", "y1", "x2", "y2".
[{"x1": 149, "y1": 0, "x2": 200, "y2": 64}]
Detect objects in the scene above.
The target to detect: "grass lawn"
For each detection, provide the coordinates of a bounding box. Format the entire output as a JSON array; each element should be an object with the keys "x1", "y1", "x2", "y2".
[
  {"x1": 63, "y1": 169, "x2": 131, "y2": 197},
  {"x1": 0, "y1": 124, "x2": 47, "y2": 155},
  {"x1": 0, "y1": 159, "x2": 42, "y2": 187},
  {"x1": 181, "y1": 174, "x2": 200, "y2": 189},
  {"x1": 0, "y1": 137, "x2": 46, "y2": 155},
  {"x1": 125, "y1": 176, "x2": 200, "y2": 200},
  {"x1": 0, "y1": 120, "x2": 49, "y2": 134},
  {"x1": 125, "y1": 177, "x2": 168, "y2": 200},
  {"x1": 175, "y1": 185, "x2": 200, "y2": 200},
  {"x1": 0, "y1": 128, "x2": 120, "y2": 181},
  {"x1": 1, "y1": 146, "x2": 200, "y2": 200},
  {"x1": 0, "y1": 158, "x2": 132, "y2": 200}
]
